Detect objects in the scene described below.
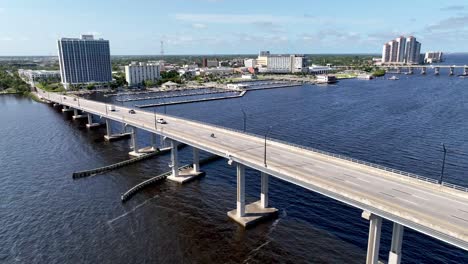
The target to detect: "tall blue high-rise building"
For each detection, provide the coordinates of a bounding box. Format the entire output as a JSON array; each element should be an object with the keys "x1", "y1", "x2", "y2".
[{"x1": 57, "y1": 35, "x2": 112, "y2": 88}]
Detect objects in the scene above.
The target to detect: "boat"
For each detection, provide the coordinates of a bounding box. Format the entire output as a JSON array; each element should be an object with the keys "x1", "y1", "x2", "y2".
[
  {"x1": 388, "y1": 76, "x2": 399, "y2": 80},
  {"x1": 316, "y1": 75, "x2": 338, "y2": 84}
]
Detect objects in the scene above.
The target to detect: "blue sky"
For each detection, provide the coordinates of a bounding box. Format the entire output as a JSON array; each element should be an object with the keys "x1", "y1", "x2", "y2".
[{"x1": 1, "y1": 0, "x2": 468, "y2": 55}]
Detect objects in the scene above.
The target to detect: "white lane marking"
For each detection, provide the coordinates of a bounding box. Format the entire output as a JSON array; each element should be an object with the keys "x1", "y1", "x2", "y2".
[
  {"x1": 399, "y1": 198, "x2": 418, "y2": 206},
  {"x1": 413, "y1": 195, "x2": 429, "y2": 201},
  {"x1": 356, "y1": 178, "x2": 370, "y2": 183},
  {"x1": 345, "y1": 180, "x2": 361, "y2": 187}
]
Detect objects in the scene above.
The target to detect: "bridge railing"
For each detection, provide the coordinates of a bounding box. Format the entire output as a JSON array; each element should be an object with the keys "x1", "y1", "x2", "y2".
[
  {"x1": 442, "y1": 182, "x2": 468, "y2": 193},
  {"x1": 159, "y1": 113, "x2": 468, "y2": 191}
]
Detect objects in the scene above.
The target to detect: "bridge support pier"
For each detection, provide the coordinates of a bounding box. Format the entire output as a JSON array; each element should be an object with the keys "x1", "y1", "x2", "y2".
[
  {"x1": 228, "y1": 168, "x2": 278, "y2": 228},
  {"x1": 407, "y1": 67, "x2": 413, "y2": 75},
  {"x1": 72, "y1": 109, "x2": 86, "y2": 119},
  {"x1": 167, "y1": 143, "x2": 204, "y2": 183},
  {"x1": 260, "y1": 172, "x2": 269, "y2": 208},
  {"x1": 434, "y1": 67, "x2": 440, "y2": 75},
  {"x1": 396, "y1": 68, "x2": 401, "y2": 74},
  {"x1": 62, "y1": 105, "x2": 73, "y2": 112},
  {"x1": 388, "y1": 223, "x2": 404, "y2": 264},
  {"x1": 464, "y1": 66, "x2": 468, "y2": 76},
  {"x1": 104, "y1": 119, "x2": 132, "y2": 141},
  {"x1": 362, "y1": 211, "x2": 382, "y2": 264},
  {"x1": 86, "y1": 114, "x2": 100, "y2": 128},
  {"x1": 129, "y1": 127, "x2": 145, "y2": 157},
  {"x1": 450, "y1": 67, "x2": 454, "y2": 75},
  {"x1": 421, "y1": 67, "x2": 426, "y2": 75},
  {"x1": 134, "y1": 133, "x2": 159, "y2": 155},
  {"x1": 192, "y1": 147, "x2": 200, "y2": 173}
]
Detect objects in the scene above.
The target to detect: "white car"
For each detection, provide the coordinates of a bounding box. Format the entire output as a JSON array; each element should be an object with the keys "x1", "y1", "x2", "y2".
[
  {"x1": 156, "y1": 118, "x2": 167, "y2": 124},
  {"x1": 108, "y1": 105, "x2": 116, "y2": 111}
]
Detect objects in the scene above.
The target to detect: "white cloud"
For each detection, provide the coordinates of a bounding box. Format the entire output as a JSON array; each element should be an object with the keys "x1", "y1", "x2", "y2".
[
  {"x1": 174, "y1": 13, "x2": 381, "y2": 26},
  {"x1": 1, "y1": 37, "x2": 13, "y2": 41},
  {"x1": 192, "y1": 23, "x2": 207, "y2": 29}
]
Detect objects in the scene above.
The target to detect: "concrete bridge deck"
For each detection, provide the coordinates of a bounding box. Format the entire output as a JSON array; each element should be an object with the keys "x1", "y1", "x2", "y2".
[{"x1": 38, "y1": 89, "x2": 468, "y2": 252}]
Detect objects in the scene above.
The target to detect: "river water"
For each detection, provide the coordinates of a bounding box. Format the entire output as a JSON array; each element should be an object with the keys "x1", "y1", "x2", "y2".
[{"x1": 1, "y1": 55, "x2": 468, "y2": 263}]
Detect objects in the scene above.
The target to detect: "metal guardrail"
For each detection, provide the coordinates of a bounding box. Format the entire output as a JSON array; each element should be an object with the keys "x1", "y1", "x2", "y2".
[
  {"x1": 158, "y1": 113, "x2": 468, "y2": 192},
  {"x1": 39, "y1": 89, "x2": 468, "y2": 193},
  {"x1": 442, "y1": 182, "x2": 468, "y2": 193}
]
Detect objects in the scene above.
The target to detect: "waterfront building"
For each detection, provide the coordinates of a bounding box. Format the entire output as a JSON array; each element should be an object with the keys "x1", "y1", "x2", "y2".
[
  {"x1": 18, "y1": 69, "x2": 61, "y2": 85},
  {"x1": 57, "y1": 35, "x2": 112, "y2": 88},
  {"x1": 395, "y1": 36, "x2": 406, "y2": 62},
  {"x1": 382, "y1": 43, "x2": 391, "y2": 63},
  {"x1": 308, "y1": 65, "x2": 333, "y2": 74},
  {"x1": 405, "y1": 36, "x2": 421, "y2": 64},
  {"x1": 424, "y1": 51, "x2": 443, "y2": 63},
  {"x1": 389, "y1": 40, "x2": 399, "y2": 62},
  {"x1": 124, "y1": 62, "x2": 161, "y2": 86},
  {"x1": 381, "y1": 35, "x2": 421, "y2": 64},
  {"x1": 316, "y1": 75, "x2": 337, "y2": 84},
  {"x1": 259, "y1": 54, "x2": 307, "y2": 73}
]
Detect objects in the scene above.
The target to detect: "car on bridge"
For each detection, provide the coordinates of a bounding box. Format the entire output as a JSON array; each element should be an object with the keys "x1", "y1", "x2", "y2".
[
  {"x1": 128, "y1": 109, "x2": 136, "y2": 114},
  {"x1": 156, "y1": 118, "x2": 167, "y2": 124}
]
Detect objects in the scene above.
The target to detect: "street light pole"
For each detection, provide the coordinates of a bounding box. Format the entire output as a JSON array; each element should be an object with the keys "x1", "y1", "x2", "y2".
[
  {"x1": 439, "y1": 143, "x2": 447, "y2": 184},
  {"x1": 264, "y1": 126, "x2": 273, "y2": 167}
]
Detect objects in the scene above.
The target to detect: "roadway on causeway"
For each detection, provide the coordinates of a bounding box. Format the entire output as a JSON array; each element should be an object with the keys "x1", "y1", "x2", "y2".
[{"x1": 39, "y1": 89, "x2": 468, "y2": 250}]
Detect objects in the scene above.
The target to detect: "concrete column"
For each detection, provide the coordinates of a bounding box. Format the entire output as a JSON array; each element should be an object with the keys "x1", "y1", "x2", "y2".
[
  {"x1": 106, "y1": 119, "x2": 111, "y2": 137},
  {"x1": 260, "y1": 172, "x2": 269, "y2": 208},
  {"x1": 388, "y1": 223, "x2": 404, "y2": 264},
  {"x1": 150, "y1": 133, "x2": 157, "y2": 150},
  {"x1": 236, "y1": 163, "x2": 245, "y2": 217},
  {"x1": 131, "y1": 127, "x2": 138, "y2": 153},
  {"x1": 362, "y1": 211, "x2": 382, "y2": 264},
  {"x1": 192, "y1": 147, "x2": 200, "y2": 173},
  {"x1": 408, "y1": 67, "x2": 413, "y2": 74},
  {"x1": 421, "y1": 67, "x2": 426, "y2": 75},
  {"x1": 74, "y1": 109, "x2": 78, "y2": 116},
  {"x1": 464, "y1": 67, "x2": 468, "y2": 75},
  {"x1": 171, "y1": 140, "x2": 179, "y2": 178},
  {"x1": 87, "y1": 114, "x2": 93, "y2": 125},
  {"x1": 396, "y1": 68, "x2": 401, "y2": 74},
  {"x1": 435, "y1": 67, "x2": 440, "y2": 75},
  {"x1": 450, "y1": 67, "x2": 454, "y2": 75}
]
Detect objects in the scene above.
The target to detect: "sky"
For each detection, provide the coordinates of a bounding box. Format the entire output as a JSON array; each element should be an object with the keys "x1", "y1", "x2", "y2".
[{"x1": 1, "y1": 0, "x2": 468, "y2": 55}]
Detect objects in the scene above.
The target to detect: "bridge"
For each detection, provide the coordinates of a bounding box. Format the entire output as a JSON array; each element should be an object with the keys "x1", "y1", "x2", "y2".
[
  {"x1": 335, "y1": 65, "x2": 468, "y2": 75},
  {"x1": 36, "y1": 89, "x2": 468, "y2": 264}
]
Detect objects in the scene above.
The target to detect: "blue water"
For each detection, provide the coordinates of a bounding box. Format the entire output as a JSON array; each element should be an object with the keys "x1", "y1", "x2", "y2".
[{"x1": 1, "y1": 54, "x2": 468, "y2": 263}]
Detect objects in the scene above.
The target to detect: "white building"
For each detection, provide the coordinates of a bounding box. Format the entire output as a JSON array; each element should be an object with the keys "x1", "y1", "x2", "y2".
[
  {"x1": 405, "y1": 36, "x2": 421, "y2": 64},
  {"x1": 18, "y1": 69, "x2": 61, "y2": 85},
  {"x1": 381, "y1": 36, "x2": 421, "y2": 64},
  {"x1": 308, "y1": 65, "x2": 333, "y2": 74},
  {"x1": 424, "y1": 51, "x2": 443, "y2": 63},
  {"x1": 263, "y1": 54, "x2": 307, "y2": 73},
  {"x1": 125, "y1": 62, "x2": 160, "y2": 86},
  {"x1": 244, "y1": 59, "x2": 257, "y2": 68}
]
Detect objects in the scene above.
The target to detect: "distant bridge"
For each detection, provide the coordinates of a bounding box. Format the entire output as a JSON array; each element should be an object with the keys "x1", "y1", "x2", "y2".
[
  {"x1": 37, "y1": 88, "x2": 468, "y2": 264},
  {"x1": 335, "y1": 65, "x2": 468, "y2": 75}
]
